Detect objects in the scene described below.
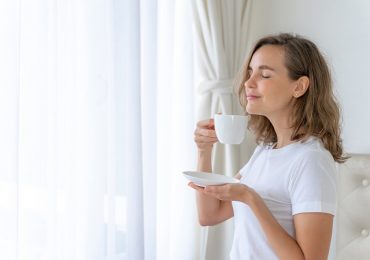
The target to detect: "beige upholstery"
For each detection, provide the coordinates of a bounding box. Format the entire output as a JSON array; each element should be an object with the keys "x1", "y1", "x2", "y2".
[{"x1": 336, "y1": 154, "x2": 370, "y2": 259}]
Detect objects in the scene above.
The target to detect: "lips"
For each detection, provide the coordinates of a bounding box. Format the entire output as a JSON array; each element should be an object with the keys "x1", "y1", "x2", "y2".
[{"x1": 246, "y1": 94, "x2": 261, "y2": 101}]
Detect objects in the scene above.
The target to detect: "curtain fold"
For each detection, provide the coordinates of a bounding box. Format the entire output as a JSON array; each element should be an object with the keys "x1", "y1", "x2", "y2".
[
  {"x1": 0, "y1": 0, "x2": 198, "y2": 259},
  {"x1": 192, "y1": 0, "x2": 255, "y2": 259},
  {"x1": 121, "y1": 0, "x2": 144, "y2": 259},
  {"x1": 0, "y1": 0, "x2": 123, "y2": 259},
  {"x1": 156, "y1": 0, "x2": 199, "y2": 259},
  {"x1": 139, "y1": 0, "x2": 158, "y2": 258}
]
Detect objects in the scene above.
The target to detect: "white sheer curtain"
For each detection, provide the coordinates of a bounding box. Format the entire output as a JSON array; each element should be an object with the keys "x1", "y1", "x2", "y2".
[
  {"x1": 192, "y1": 1, "x2": 255, "y2": 259},
  {"x1": 141, "y1": 0, "x2": 200, "y2": 259},
  {"x1": 0, "y1": 0, "x2": 120, "y2": 259},
  {"x1": 0, "y1": 0, "x2": 198, "y2": 259},
  {"x1": 122, "y1": 0, "x2": 199, "y2": 258}
]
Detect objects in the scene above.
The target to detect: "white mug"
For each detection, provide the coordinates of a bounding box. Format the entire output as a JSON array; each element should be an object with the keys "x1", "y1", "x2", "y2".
[{"x1": 214, "y1": 114, "x2": 247, "y2": 144}]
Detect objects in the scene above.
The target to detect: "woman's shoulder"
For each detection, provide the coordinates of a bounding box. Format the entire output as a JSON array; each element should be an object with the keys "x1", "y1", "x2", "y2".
[
  {"x1": 296, "y1": 137, "x2": 333, "y2": 160},
  {"x1": 291, "y1": 137, "x2": 337, "y2": 176},
  {"x1": 282, "y1": 137, "x2": 336, "y2": 176}
]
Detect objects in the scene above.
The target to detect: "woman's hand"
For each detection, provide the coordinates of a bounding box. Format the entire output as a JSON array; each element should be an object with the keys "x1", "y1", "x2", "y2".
[
  {"x1": 189, "y1": 182, "x2": 257, "y2": 204},
  {"x1": 194, "y1": 119, "x2": 218, "y2": 152}
]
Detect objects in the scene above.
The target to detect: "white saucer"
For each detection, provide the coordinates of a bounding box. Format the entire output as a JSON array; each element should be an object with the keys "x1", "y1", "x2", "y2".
[{"x1": 182, "y1": 171, "x2": 240, "y2": 187}]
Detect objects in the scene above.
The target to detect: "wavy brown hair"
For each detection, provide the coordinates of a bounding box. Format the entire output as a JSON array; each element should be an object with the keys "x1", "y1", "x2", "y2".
[{"x1": 236, "y1": 33, "x2": 347, "y2": 163}]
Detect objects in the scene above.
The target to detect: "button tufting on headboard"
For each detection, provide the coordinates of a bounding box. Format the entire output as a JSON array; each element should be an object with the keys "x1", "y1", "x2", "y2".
[
  {"x1": 361, "y1": 229, "x2": 369, "y2": 237},
  {"x1": 336, "y1": 154, "x2": 370, "y2": 260}
]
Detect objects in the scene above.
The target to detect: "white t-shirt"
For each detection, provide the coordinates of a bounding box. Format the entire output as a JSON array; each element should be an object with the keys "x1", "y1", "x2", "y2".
[{"x1": 230, "y1": 137, "x2": 337, "y2": 260}]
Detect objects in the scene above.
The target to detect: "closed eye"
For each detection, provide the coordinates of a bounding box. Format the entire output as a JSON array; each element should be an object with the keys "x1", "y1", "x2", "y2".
[{"x1": 248, "y1": 65, "x2": 274, "y2": 79}]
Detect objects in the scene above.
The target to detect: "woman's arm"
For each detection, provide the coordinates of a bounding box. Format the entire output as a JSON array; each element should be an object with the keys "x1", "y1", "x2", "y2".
[
  {"x1": 294, "y1": 213, "x2": 333, "y2": 260},
  {"x1": 249, "y1": 194, "x2": 333, "y2": 260},
  {"x1": 191, "y1": 150, "x2": 234, "y2": 226},
  {"x1": 203, "y1": 184, "x2": 333, "y2": 259},
  {"x1": 190, "y1": 119, "x2": 234, "y2": 226}
]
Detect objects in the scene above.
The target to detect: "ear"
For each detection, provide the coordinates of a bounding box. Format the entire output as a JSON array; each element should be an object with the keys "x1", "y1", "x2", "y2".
[{"x1": 293, "y1": 76, "x2": 310, "y2": 98}]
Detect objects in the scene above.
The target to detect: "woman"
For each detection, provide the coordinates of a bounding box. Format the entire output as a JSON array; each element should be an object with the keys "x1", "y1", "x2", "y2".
[{"x1": 190, "y1": 33, "x2": 347, "y2": 260}]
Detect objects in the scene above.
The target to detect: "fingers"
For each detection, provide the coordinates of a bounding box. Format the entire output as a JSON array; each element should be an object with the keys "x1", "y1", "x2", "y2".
[
  {"x1": 194, "y1": 135, "x2": 218, "y2": 143},
  {"x1": 188, "y1": 183, "x2": 228, "y2": 200},
  {"x1": 196, "y1": 118, "x2": 215, "y2": 129},
  {"x1": 203, "y1": 185, "x2": 224, "y2": 200},
  {"x1": 204, "y1": 185, "x2": 224, "y2": 193},
  {"x1": 204, "y1": 184, "x2": 234, "y2": 200},
  {"x1": 188, "y1": 182, "x2": 205, "y2": 191},
  {"x1": 204, "y1": 184, "x2": 251, "y2": 202},
  {"x1": 188, "y1": 182, "x2": 223, "y2": 193},
  {"x1": 188, "y1": 183, "x2": 223, "y2": 200},
  {"x1": 194, "y1": 127, "x2": 217, "y2": 138},
  {"x1": 194, "y1": 122, "x2": 218, "y2": 149}
]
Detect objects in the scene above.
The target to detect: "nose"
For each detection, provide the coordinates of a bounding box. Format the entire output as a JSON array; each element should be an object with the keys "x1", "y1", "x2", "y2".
[{"x1": 244, "y1": 75, "x2": 256, "y2": 89}]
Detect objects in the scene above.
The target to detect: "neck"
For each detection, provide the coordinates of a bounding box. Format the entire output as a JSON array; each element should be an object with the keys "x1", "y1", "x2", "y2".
[
  {"x1": 268, "y1": 115, "x2": 295, "y2": 149},
  {"x1": 274, "y1": 132, "x2": 295, "y2": 149}
]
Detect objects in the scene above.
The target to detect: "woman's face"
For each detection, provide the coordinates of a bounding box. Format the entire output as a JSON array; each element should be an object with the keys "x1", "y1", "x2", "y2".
[{"x1": 244, "y1": 45, "x2": 297, "y2": 120}]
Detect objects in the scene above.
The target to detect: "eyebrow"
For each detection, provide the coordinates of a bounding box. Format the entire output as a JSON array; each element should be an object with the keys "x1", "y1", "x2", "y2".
[{"x1": 247, "y1": 65, "x2": 276, "y2": 72}]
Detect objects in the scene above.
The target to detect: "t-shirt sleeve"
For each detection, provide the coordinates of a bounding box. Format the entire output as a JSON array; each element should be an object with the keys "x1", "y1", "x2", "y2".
[{"x1": 289, "y1": 151, "x2": 337, "y2": 216}]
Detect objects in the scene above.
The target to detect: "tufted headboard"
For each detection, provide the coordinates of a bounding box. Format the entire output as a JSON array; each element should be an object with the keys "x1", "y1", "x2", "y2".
[{"x1": 335, "y1": 154, "x2": 370, "y2": 260}]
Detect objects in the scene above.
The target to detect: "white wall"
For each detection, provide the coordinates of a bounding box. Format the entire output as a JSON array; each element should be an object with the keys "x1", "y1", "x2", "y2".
[{"x1": 246, "y1": 0, "x2": 370, "y2": 154}]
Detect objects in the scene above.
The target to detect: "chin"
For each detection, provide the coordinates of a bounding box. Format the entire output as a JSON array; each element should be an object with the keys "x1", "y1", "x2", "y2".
[
  {"x1": 246, "y1": 106, "x2": 257, "y2": 115},
  {"x1": 246, "y1": 107, "x2": 264, "y2": 116}
]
